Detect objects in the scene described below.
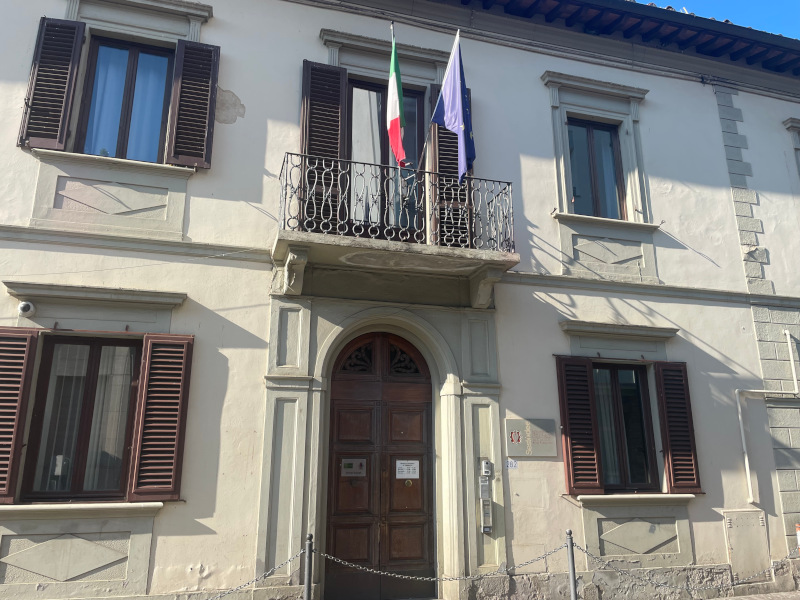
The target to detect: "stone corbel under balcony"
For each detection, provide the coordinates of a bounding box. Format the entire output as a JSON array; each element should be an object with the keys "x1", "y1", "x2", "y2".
[{"x1": 270, "y1": 230, "x2": 520, "y2": 308}]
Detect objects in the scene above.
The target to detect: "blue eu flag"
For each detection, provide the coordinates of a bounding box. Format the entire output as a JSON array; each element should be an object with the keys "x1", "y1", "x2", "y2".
[{"x1": 432, "y1": 31, "x2": 475, "y2": 183}]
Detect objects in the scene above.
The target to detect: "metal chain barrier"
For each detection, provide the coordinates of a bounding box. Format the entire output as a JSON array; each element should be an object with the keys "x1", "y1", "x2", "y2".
[
  {"x1": 191, "y1": 535, "x2": 800, "y2": 599},
  {"x1": 204, "y1": 548, "x2": 306, "y2": 600},
  {"x1": 314, "y1": 543, "x2": 567, "y2": 582},
  {"x1": 573, "y1": 542, "x2": 800, "y2": 594}
]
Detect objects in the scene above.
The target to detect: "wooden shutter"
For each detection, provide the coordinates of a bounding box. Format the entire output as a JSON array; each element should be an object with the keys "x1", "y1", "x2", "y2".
[
  {"x1": 301, "y1": 60, "x2": 347, "y2": 159},
  {"x1": 430, "y1": 84, "x2": 472, "y2": 248},
  {"x1": 129, "y1": 334, "x2": 194, "y2": 501},
  {"x1": 556, "y1": 356, "x2": 604, "y2": 495},
  {"x1": 18, "y1": 18, "x2": 85, "y2": 150},
  {"x1": 0, "y1": 328, "x2": 39, "y2": 504},
  {"x1": 655, "y1": 362, "x2": 702, "y2": 493},
  {"x1": 166, "y1": 41, "x2": 220, "y2": 169}
]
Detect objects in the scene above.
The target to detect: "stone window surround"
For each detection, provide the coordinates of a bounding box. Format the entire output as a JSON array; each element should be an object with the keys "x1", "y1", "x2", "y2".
[
  {"x1": 0, "y1": 502, "x2": 162, "y2": 598},
  {"x1": 559, "y1": 319, "x2": 680, "y2": 494},
  {"x1": 542, "y1": 71, "x2": 650, "y2": 225},
  {"x1": 579, "y1": 501, "x2": 694, "y2": 569},
  {"x1": 25, "y1": 0, "x2": 212, "y2": 241},
  {"x1": 320, "y1": 29, "x2": 449, "y2": 86},
  {"x1": 3, "y1": 279, "x2": 187, "y2": 333},
  {"x1": 29, "y1": 149, "x2": 194, "y2": 242},
  {"x1": 554, "y1": 212, "x2": 661, "y2": 284}
]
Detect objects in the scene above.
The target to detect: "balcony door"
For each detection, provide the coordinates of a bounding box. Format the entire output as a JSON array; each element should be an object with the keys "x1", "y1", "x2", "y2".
[
  {"x1": 347, "y1": 81, "x2": 424, "y2": 237},
  {"x1": 326, "y1": 332, "x2": 435, "y2": 600}
]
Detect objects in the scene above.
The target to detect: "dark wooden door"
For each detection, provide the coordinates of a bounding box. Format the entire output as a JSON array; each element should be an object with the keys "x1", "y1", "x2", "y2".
[{"x1": 326, "y1": 333, "x2": 435, "y2": 600}]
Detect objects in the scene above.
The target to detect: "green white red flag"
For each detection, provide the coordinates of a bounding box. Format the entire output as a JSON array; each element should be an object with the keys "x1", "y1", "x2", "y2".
[{"x1": 387, "y1": 24, "x2": 406, "y2": 166}]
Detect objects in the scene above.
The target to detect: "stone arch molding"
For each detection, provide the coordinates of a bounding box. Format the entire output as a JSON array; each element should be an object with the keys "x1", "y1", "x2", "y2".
[{"x1": 314, "y1": 306, "x2": 461, "y2": 393}]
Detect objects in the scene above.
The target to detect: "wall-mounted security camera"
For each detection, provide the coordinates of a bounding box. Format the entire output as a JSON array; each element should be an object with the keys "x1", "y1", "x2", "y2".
[{"x1": 17, "y1": 301, "x2": 36, "y2": 318}]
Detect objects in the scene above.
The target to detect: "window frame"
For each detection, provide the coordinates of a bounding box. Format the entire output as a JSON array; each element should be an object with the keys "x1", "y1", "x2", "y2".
[
  {"x1": 566, "y1": 118, "x2": 627, "y2": 220},
  {"x1": 591, "y1": 363, "x2": 659, "y2": 493},
  {"x1": 542, "y1": 71, "x2": 650, "y2": 224},
  {"x1": 345, "y1": 78, "x2": 426, "y2": 168},
  {"x1": 74, "y1": 36, "x2": 175, "y2": 164},
  {"x1": 557, "y1": 355, "x2": 701, "y2": 496},
  {"x1": 21, "y1": 336, "x2": 143, "y2": 502}
]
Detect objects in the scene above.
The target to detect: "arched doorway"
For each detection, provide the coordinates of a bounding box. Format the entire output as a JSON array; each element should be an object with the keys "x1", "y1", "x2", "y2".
[{"x1": 325, "y1": 332, "x2": 435, "y2": 600}]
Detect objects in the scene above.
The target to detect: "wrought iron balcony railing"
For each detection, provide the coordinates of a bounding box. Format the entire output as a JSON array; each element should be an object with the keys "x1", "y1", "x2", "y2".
[{"x1": 279, "y1": 153, "x2": 515, "y2": 253}]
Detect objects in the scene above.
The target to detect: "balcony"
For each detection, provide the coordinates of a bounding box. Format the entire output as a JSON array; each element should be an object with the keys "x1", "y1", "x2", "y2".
[{"x1": 273, "y1": 153, "x2": 519, "y2": 308}]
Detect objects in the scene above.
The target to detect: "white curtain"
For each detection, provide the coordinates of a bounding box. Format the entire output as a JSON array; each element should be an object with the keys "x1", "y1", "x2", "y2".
[
  {"x1": 593, "y1": 368, "x2": 621, "y2": 485},
  {"x1": 83, "y1": 346, "x2": 135, "y2": 491}
]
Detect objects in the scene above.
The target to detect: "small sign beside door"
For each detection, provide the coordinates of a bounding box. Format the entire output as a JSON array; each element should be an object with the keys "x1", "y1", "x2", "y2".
[
  {"x1": 341, "y1": 458, "x2": 367, "y2": 477},
  {"x1": 505, "y1": 418, "x2": 558, "y2": 457},
  {"x1": 395, "y1": 460, "x2": 419, "y2": 479}
]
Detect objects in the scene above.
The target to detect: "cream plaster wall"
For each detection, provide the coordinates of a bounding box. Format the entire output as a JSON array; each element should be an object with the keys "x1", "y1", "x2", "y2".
[
  {"x1": 494, "y1": 281, "x2": 787, "y2": 566},
  {"x1": 1, "y1": 0, "x2": 799, "y2": 598},
  {"x1": 0, "y1": 242, "x2": 271, "y2": 594},
  {"x1": 733, "y1": 89, "x2": 800, "y2": 298},
  {"x1": 2, "y1": 0, "x2": 794, "y2": 296}
]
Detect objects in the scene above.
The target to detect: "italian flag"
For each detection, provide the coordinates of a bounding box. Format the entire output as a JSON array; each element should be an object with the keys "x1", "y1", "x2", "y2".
[{"x1": 387, "y1": 26, "x2": 406, "y2": 167}]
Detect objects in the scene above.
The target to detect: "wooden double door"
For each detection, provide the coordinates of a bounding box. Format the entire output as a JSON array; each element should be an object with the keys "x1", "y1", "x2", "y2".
[{"x1": 326, "y1": 333, "x2": 435, "y2": 600}]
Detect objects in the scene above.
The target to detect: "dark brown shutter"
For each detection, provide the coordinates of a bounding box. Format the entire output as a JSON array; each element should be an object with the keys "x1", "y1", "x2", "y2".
[
  {"x1": 556, "y1": 356, "x2": 604, "y2": 495},
  {"x1": 166, "y1": 41, "x2": 219, "y2": 169},
  {"x1": 0, "y1": 328, "x2": 39, "y2": 504},
  {"x1": 18, "y1": 18, "x2": 85, "y2": 150},
  {"x1": 301, "y1": 60, "x2": 347, "y2": 159},
  {"x1": 129, "y1": 334, "x2": 194, "y2": 501},
  {"x1": 430, "y1": 84, "x2": 460, "y2": 177},
  {"x1": 430, "y1": 84, "x2": 473, "y2": 247},
  {"x1": 655, "y1": 362, "x2": 702, "y2": 493}
]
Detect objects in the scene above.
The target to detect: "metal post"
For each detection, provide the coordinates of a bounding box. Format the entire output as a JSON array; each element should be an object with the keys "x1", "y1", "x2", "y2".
[
  {"x1": 304, "y1": 534, "x2": 313, "y2": 600},
  {"x1": 566, "y1": 529, "x2": 578, "y2": 600}
]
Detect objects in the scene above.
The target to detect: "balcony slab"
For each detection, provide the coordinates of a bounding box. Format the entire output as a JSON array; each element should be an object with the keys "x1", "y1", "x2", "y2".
[{"x1": 271, "y1": 230, "x2": 520, "y2": 308}]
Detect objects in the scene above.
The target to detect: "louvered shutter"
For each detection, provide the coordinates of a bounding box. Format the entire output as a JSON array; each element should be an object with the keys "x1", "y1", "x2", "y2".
[
  {"x1": 430, "y1": 84, "x2": 473, "y2": 248},
  {"x1": 301, "y1": 60, "x2": 347, "y2": 159},
  {"x1": 556, "y1": 356, "x2": 604, "y2": 495},
  {"x1": 0, "y1": 328, "x2": 38, "y2": 504},
  {"x1": 300, "y1": 61, "x2": 347, "y2": 232},
  {"x1": 129, "y1": 334, "x2": 194, "y2": 501},
  {"x1": 655, "y1": 362, "x2": 702, "y2": 493},
  {"x1": 166, "y1": 41, "x2": 219, "y2": 169},
  {"x1": 18, "y1": 18, "x2": 84, "y2": 150}
]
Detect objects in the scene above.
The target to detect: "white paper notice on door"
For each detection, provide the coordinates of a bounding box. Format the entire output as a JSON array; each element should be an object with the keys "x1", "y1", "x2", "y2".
[{"x1": 395, "y1": 460, "x2": 419, "y2": 479}]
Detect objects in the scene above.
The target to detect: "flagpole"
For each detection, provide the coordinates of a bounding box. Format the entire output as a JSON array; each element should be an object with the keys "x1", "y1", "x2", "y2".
[
  {"x1": 414, "y1": 30, "x2": 460, "y2": 173},
  {"x1": 391, "y1": 22, "x2": 404, "y2": 228}
]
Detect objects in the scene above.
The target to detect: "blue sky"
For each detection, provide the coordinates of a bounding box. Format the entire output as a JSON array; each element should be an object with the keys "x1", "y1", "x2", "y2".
[{"x1": 678, "y1": 0, "x2": 800, "y2": 40}]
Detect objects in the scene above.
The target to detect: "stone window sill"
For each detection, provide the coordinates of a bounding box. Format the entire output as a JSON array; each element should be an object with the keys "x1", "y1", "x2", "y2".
[
  {"x1": 577, "y1": 494, "x2": 695, "y2": 506},
  {"x1": 0, "y1": 502, "x2": 164, "y2": 520},
  {"x1": 31, "y1": 148, "x2": 195, "y2": 179},
  {"x1": 553, "y1": 212, "x2": 660, "y2": 233}
]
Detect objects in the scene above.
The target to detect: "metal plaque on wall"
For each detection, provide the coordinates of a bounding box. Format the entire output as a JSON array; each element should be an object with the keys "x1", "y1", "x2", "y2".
[{"x1": 505, "y1": 418, "x2": 557, "y2": 457}]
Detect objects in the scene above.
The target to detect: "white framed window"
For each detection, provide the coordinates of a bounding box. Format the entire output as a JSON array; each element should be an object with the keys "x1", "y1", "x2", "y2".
[{"x1": 542, "y1": 71, "x2": 650, "y2": 223}]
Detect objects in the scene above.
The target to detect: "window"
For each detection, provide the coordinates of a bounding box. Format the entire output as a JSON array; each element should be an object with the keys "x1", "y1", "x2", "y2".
[
  {"x1": 542, "y1": 71, "x2": 649, "y2": 223},
  {"x1": 0, "y1": 329, "x2": 193, "y2": 503},
  {"x1": 23, "y1": 338, "x2": 141, "y2": 500},
  {"x1": 299, "y1": 60, "x2": 468, "y2": 244},
  {"x1": 19, "y1": 17, "x2": 220, "y2": 169},
  {"x1": 556, "y1": 357, "x2": 701, "y2": 495},
  {"x1": 567, "y1": 119, "x2": 626, "y2": 220},
  {"x1": 77, "y1": 38, "x2": 173, "y2": 163},
  {"x1": 591, "y1": 365, "x2": 657, "y2": 491}
]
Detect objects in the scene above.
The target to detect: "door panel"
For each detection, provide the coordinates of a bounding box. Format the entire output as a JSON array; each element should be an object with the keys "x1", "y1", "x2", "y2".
[
  {"x1": 335, "y1": 405, "x2": 377, "y2": 443},
  {"x1": 332, "y1": 452, "x2": 376, "y2": 514},
  {"x1": 327, "y1": 333, "x2": 434, "y2": 600}
]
